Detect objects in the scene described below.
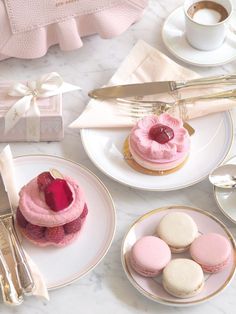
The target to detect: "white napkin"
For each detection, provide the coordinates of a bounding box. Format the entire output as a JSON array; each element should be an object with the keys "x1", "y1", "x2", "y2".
[
  {"x1": 69, "y1": 40, "x2": 236, "y2": 129},
  {"x1": 0, "y1": 145, "x2": 49, "y2": 301}
]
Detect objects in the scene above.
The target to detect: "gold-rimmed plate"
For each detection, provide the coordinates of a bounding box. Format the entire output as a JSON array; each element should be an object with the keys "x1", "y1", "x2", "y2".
[
  {"x1": 12, "y1": 155, "x2": 116, "y2": 290},
  {"x1": 121, "y1": 205, "x2": 236, "y2": 306},
  {"x1": 81, "y1": 112, "x2": 233, "y2": 191}
]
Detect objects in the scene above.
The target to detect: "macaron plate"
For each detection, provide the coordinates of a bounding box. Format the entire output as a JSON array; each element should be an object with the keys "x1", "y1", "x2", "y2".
[
  {"x1": 121, "y1": 205, "x2": 236, "y2": 306},
  {"x1": 12, "y1": 155, "x2": 116, "y2": 290}
]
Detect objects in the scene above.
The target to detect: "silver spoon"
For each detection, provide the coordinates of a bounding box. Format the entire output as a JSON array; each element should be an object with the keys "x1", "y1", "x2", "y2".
[{"x1": 209, "y1": 164, "x2": 236, "y2": 188}]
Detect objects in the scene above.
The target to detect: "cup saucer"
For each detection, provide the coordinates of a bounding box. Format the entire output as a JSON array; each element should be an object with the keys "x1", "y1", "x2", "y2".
[
  {"x1": 162, "y1": 6, "x2": 236, "y2": 67},
  {"x1": 214, "y1": 156, "x2": 236, "y2": 224}
]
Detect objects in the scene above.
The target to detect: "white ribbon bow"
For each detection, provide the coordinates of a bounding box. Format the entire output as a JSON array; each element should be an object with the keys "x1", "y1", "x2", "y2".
[{"x1": 5, "y1": 72, "x2": 80, "y2": 141}]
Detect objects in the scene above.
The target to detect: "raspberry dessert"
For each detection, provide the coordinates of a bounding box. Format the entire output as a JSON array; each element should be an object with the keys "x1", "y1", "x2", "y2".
[
  {"x1": 129, "y1": 113, "x2": 191, "y2": 173},
  {"x1": 16, "y1": 171, "x2": 88, "y2": 247}
]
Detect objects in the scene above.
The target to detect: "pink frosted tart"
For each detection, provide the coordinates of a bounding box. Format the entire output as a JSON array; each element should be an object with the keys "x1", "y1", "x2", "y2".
[
  {"x1": 16, "y1": 171, "x2": 88, "y2": 247},
  {"x1": 129, "y1": 236, "x2": 171, "y2": 277},
  {"x1": 128, "y1": 113, "x2": 191, "y2": 173},
  {"x1": 190, "y1": 233, "x2": 232, "y2": 273}
]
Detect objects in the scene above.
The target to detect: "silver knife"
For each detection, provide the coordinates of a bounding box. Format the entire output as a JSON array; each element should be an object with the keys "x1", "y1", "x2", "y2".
[
  {"x1": 0, "y1": 173, "x2": 35, "y2": 295},
  {"x1": 88, "y1": 74, "x2": 236, "y2": 99}
]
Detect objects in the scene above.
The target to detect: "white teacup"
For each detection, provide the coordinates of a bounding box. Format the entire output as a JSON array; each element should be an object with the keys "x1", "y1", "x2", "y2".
[{"x1": 184, "y1": 0, "x2": 235, "y2": 50}]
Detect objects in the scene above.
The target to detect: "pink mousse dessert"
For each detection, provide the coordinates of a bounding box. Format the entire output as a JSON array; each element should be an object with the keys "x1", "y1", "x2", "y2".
[
  {"x1": 16, "y1": 172, "x2": 88, "y2": 247},
  {"x1": 129, "y1": 113, "x2": 191, "y2": 172}
]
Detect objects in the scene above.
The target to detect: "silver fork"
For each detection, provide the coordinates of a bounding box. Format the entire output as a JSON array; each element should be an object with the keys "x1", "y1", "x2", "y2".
[{"x1": 116, "y1": 88, "x2": 236, "y2": 118}]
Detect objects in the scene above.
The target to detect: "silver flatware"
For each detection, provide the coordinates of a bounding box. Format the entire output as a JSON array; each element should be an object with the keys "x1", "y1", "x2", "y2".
[
  {"x1": 116, "y1": 88, "x2": 236, "y2": 113},
  {"x1": 88, "y1": 74, "x2": 236, "y2": 99},
  {"x1": 209, "y1": 164, "x2": 236, "y2": 188},
  {"x1": 0, "y1": 174, "x2": 35, "y2": 294},
  {"x1": 115, "y1": 88, "x2": 236, "y2": 136},
  {"x1": 0, "y1": 248, "x2": 23, "y2": 305},
  {"x1": 116, "y1": 89, "x2": 236, "y2": 136}
]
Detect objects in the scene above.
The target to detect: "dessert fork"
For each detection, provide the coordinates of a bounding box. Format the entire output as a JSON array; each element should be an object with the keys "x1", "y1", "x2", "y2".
[
  {"x1": 117, "y1": 88, "x2": 236, "y2": 117},
  {"x1": 117, "y1": 98, "x2": 195, "y2": 135},
  {"x1": 116, "y1": 88, "x2": 236, "y2": 135}
]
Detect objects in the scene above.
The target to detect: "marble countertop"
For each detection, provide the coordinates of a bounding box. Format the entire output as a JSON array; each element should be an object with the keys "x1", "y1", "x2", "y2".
[{"x1": 0, "y1": 0, "x2": 236, "y2": 313}]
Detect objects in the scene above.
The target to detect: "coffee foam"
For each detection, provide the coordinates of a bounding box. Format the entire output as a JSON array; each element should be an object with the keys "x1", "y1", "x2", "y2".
[
  {"x1": 193, "y1": 8, "x2": 222, "y2": 24},
  {"x1": 187, "y1": 1, "x2": 228, "y2": 25}
]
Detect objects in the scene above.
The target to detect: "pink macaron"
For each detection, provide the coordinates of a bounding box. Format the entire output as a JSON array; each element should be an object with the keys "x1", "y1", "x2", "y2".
[
  {"x1": 190, "y1": 233, "x2": 232, "y2": 273},
  {"x1": 129, "y1": 236, "x2": 171, "y2": 277}
]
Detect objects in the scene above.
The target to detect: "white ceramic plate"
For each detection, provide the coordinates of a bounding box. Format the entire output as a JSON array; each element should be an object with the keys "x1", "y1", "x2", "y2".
[
  {"x1": 121, "y1": 205, "x2": 236, "y2": 306},
  {"x1": 81, "y1": 112, "x2": 233, "y2": 191},
  {"x1": 214, "y1": 155, "x2": 236, "y2": 224},
  {"x1": 162, "y1": 7, "x2": 236, "y2": 67},
  {"x1": 14, "y1": 155, "x2": 116, "y2": 290}
]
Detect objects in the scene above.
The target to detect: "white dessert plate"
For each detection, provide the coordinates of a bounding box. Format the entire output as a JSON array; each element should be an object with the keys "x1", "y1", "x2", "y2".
[
  {"x1": 81, "y1": 112, "x2": 233, "y2": 191},
  {"x1": 121, "y1": 205, "x2": 236, "y2": 307},
  {"x1": 13, "y1": 155, "x2": 116, "y2": 290},
  {"x1": 162, "y1": 6, "x2": 236, "y2": 67},
  {"x1": 214, "y1": 155, "x2": 236, "y2": 224}
]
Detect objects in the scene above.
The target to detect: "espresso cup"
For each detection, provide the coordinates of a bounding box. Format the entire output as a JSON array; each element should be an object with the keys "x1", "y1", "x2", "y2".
[{"x1": 184, "y1": 0, "x2": 234, "y2": 50}]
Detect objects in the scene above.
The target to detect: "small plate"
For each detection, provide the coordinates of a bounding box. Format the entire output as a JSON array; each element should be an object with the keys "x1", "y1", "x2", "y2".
[
  {"x1": 81, "y1": 112, "x2": 233, "y2": 191},
  {"x1": 121, "y1": 205, "x2": 236, "y2": 306},
  {"x1": 214, "y1": 156, "x2": 236, "y2": 224},
  {"x1": 14, "y1": 155, "x2": 116, "y2": 290},
  {"x1": 162, "y1": 6, "x2": 236, "y2": 67}
]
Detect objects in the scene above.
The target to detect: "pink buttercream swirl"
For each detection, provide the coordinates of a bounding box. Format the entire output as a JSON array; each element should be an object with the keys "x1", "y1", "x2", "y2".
[
  {"x1": 129, "y1": 113, "x2": 190, "y2": 163},
  {"x1": 19, "y1": 176, "x2": 85, "y2": 227}
]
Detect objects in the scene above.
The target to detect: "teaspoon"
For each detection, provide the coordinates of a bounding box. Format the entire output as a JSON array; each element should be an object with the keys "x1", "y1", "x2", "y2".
[{"x1": 209, "y1": 164, "x2": 236, "y2": 189}]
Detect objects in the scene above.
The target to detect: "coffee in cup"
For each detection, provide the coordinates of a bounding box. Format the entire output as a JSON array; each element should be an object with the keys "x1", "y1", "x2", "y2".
[
  {"x1": 187, "y1": 1, "x2": 228, "y2": 24},
  {"x1": 184, "y1": 0, "x2": 234, "y2": 50}
]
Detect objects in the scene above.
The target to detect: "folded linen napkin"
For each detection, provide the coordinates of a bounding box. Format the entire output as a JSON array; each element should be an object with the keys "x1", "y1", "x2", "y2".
[
  {"x1": 69, "y1": 40, "x2": 236, "y2": 129},
  {"x1": 0, "y1": 145, "x2": 49, "y2": 301}
]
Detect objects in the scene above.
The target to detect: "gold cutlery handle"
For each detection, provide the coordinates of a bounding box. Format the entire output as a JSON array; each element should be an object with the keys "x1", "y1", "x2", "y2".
[
  {"x1": 2, "y1": 217, "x2": 35, "y2": 294},
  {"x1": 176, "y1": 74, "x2": 236, "y2": 89},
  {"x1": 0, "y1": 251, "x2": 23, "y2": 305},
  {"x1": 179, "y1": 88, "x2": 236, "y2": 104}
]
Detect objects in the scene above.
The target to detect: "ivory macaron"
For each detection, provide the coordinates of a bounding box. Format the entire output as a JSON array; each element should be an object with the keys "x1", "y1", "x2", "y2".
[
  {"x1": 157, "y1": 212, "x2": 198, "y2": 253},
  {"x1": 162, "y1": 258, "x2": 205, "y2": 298},
  {"x1": 129, "y1": 236, "x2": 171, "y2": 277},
  {"x1": 190, "y1": 233, "x2": 232, "y2": 273}
]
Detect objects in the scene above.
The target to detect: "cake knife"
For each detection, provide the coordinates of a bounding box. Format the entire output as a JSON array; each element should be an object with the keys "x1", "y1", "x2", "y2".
[
  {"x1": 0, "y1": 173, "x2": 35, "y2": 294},
  {"x1": 88, "y1": 74, "x2": 236, "y2": 99}
]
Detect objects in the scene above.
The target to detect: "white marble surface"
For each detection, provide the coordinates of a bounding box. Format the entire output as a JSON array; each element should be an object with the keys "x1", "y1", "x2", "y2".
[{"x1": 0, "y1": 0, "x2": 236, "y2": 313}]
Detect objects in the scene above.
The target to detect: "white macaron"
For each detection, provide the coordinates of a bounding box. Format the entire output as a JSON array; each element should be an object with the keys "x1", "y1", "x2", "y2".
[
  {"x1": 162, "y1": 258, "x2": 204, "y2": 298},
  {"x1": 157, "y1": 212, "x2": 198, "y2": 253}
]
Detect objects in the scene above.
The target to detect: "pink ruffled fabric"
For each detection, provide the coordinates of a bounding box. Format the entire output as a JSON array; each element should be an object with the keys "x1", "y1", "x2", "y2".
[
  {"x1": 129, "y1": 114, "x2": 191, "y2": 163},
  {"x1": 0, "y1": 0, "x2": 148, "y2": 60}
]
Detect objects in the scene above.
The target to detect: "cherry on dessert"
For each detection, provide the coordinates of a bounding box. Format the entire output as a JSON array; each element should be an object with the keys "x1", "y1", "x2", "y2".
[
  {"x1": 37, "y1": 172, "x2": 54, "y2": 192},
  {"x1": 149, "y1": 124, "x2": 174, "y2": 144},
  {"x1": 44, "y1": 179, "x2": 73, "y2": 212}
]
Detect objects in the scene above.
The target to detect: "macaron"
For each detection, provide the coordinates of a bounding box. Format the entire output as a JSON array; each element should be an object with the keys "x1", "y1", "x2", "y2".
[
  {"x1": 190, "y1": 233, "x2": 232, "y2": 273},
  {"x1": 162, "y1": 258, "x2": 205, "y2": 298},
  {"x1": 129, "y1": 236, "x2": 171, "y2": 277},
  {"x1": 157, "y1": 212, "x2": 198, "y2": 253}
]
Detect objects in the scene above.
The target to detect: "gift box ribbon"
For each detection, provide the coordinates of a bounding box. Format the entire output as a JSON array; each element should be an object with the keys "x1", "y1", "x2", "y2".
[{"x1": 4, "y1": 72, "x2": 80, "y2": 141}]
